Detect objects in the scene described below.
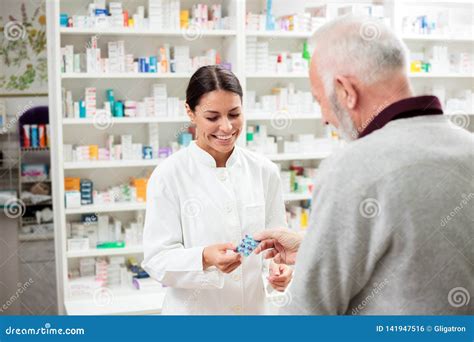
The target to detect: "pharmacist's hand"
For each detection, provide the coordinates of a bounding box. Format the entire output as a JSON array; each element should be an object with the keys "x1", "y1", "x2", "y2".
[
  {"x1": 268, "y1": 261, "x2": 292, "y2": 292},
  {"x1": 253, "y1": 229, "x2": 303, "y2": 265},
  {"x1": 202, "y1": 243, "x2": 241, "y2": 273}
]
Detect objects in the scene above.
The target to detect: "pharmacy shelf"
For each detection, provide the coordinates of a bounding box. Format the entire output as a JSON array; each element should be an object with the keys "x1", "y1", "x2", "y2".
[
  {"x1": 284, "y1": 193, "x2": 312, "y2": 202},
  {"x1": 245, "y1": 30, "x2": 314, "y2": 38},
  {"x1": 20, "y1": 147, "x2": 50, "y2": 152},
  {"x1": 265, "y1": 151, "x2": 332, "y2": 161},
  {"x1": 408, "y1": 73, "x2": 474, "y2": 78},
  {"x1": 249, "y1": 73, "x2": 473, "y2": 79},
  {"x1": 63, "y1": 117, "x2": 189, "y2": 125},
  {"x1": 246, "y1": 73, "x2": 309, "y2": 79},
  {"x1": 64, "y1": 159, "x2": 161, "y2": 169},
  {"x1": 60, "y1": 27, "x2": 237, "y2": 37},
  {"x1": 18, "y1": 233, "x2": 55, "y2": 242},
  {"x1": 445, "y1": 112, "x2": 474, "y2": 116},
  {"x1": 65, "y1": 202, "x2": 146, "y2": 215},
  {"x1": 66, "y1": 245, "x2": 143, "y2": 258},
  {"x1": 65, "y1": 288, "x2": 165, "y2": 315},
  {"x1": 61, "y1": 72, "x2": 191, "y2": 79},
  {"x1": 402, "y1": 34, "x2": 474, "y2": 43},
  {"x1": 246, "y1": 111, "x2": 321, "y2": 120},
  {"x1": 401, "y1": 0, "x2": 473, "y2": 4}
]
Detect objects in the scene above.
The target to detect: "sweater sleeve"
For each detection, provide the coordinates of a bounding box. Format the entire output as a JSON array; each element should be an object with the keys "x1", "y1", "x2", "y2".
[{"x1": 284, "y1": 173, "x2": 392, "y2": 315}]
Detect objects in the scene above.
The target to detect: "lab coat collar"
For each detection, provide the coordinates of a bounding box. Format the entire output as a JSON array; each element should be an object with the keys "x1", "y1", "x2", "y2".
[{"x1": 189, "y1": 141, "x2": 240, "y2": 168}]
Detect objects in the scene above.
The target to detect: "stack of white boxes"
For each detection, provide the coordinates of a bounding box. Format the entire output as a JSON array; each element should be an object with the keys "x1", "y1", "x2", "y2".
[
  {"x1": 108, "y1": 2, "x2": 123, "y2": 28},
  {"x1": 144, "y1": 96, "x2": 155, "y2": 116},
  {"x1": 97, "y1": 215, "x2": 109, "y2": 243},
  {"x1": 108, "y1": 41, "x2": 125, "y2": 73},
  {"x1": 168, "y1": 0, "x2": 180, "y2": 30},
  {"x1": 293, "y1": 13, "x2": 312, "y2": 32},
  {"x1": 84, "y1": 87, "x2": 96, "y2": 117},
  {"x1": 153, "y1": 84, "x2": 168, "y2": 116},
  {"x1": 120, "y1": 135, "x2": 133, "y2": 160},
  {"x1": 246, "y1": 37, "x2": 257, "y2": 73},
  {"x1": 148, "y1": 123, "x2": 160, "y2": 159},
  {"x1": 149, "y1": 0, "x2": 180, "y2": 30},
  {"x1": 246, "y1": 37, "x2": 269, "y2": 73},
  {"x1": 174, "y1": 46, "x2": 191, "y2": 73},
  {"x1": 107, "y1": 256, "x2": 124, "y2": 287},
  {"x1": 257, "y1": 40, "x2": 269, "y2": 72},
  {"x1": 167, "y1": 98, "x2": 180, "y2": 117},
  {"x1": 80, "y1": 258, "x2": 95, "y2": 277},
  {"x1": 86, "y1": 36, "x2": 100, "y2": 73},
  {"x1": 74, "y1": 146, "x2": 92, "y2": 161},
  {"x1": 125, "y1": 222, "x2": 143, "y2": 246},
  {"x1": 148, "y1": 0, "x2": 163, "y2": 29},
  {"x1": 63, "y1": 45, "x2": 74, "y2": 73}
]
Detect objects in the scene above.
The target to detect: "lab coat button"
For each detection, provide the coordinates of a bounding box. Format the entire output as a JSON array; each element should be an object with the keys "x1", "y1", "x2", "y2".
[
  {"x1": 232, "y1": 274, "x2": 241, "y2": 281},
  {"x1": 225, "y1": 205, "x2": 233, "y2": 214},
  {"x1": 218, "y1": 172, "x2": 227, "y2": 181}
]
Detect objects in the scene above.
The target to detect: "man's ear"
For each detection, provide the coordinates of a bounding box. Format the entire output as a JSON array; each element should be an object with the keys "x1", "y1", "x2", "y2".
[
  {"x1": 334, "y1": 75, "x2": 358, "y2": 110},
  {"x1": 185, "y1": 103, "x2": 195, "y2": 123}
]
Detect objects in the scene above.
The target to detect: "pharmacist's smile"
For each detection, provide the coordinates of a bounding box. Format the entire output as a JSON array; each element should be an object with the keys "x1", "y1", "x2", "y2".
[{"x1": 211, "y1": 132, "x2": 237, "y2": 144}]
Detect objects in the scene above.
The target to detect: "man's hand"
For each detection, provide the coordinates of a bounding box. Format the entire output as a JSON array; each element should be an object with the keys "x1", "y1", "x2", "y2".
[
  {"x1": 268, "y1": 261, "x2": 292, "y2": 292},
  {"x1": 202, "y1": 243, "x2": 242, "y2": 273},
  {"x1": 253, "y1": 229, "x2": 303, "y2": 265}
]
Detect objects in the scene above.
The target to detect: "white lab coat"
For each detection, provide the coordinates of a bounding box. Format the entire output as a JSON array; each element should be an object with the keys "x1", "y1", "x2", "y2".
[{"x1": 142, "y1": 141, "x2": 287, "y2": 315}]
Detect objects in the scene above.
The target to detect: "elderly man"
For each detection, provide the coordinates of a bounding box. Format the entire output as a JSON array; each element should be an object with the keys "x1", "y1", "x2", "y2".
[{"x1": 256, "y1": 15, "x2": 473, "y2": 315}]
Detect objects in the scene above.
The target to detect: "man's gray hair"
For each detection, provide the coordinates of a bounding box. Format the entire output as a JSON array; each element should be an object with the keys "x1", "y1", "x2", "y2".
[{"x1": 313, "y1": 15, "x2": 409, "y2": 94}]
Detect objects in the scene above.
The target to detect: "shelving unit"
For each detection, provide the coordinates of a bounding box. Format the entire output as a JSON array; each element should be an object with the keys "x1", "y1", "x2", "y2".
[
  {"x1": 47, "y1": 0, "x2": 245, "y2": 315},
  {"x1": 64, "y1": 202, "x2": 146, "y2": 215},
  {"x1": 66, "y1": 245, "x2": 143, "y2": 258},
  {"x1": 47, "y1": 0, "x2": 473, "y2": 315},
  {"x1": 63, "y1": 117, "x2": 189, "y2": 124},
  {"x1": 63, "y1": 159, "x2": 162, "y2": 169},
  {"x1": 60, "y1": 27, "x2": 237, "y2": 37}
]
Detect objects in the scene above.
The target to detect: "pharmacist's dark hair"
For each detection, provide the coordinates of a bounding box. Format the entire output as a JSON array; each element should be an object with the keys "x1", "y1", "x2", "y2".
[{"x1": 186, "y1": 65, "x2": 243, "y2": 112}]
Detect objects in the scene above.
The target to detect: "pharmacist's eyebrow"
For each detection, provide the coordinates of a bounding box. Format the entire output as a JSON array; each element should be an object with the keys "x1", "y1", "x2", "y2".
[{"x1": 204, "y1": 107, "x2": 240, "y2": 114}]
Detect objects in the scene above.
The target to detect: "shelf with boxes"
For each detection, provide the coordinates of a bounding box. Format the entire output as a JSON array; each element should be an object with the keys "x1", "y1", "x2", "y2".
[
  {"x1": 246, "y1": 112, "x2": 321, "y2": 121},
  {"x1": 408, "y1": 73, "x2": 473, "y2": 78},
  {"x1": 62, "y1": 84, "x2": 188, "y2": 121},
  {"x1": 67, "y1": 245, "x2": 144, "y2": 258},
  {"x1": 66, "y1": 212, "x2": 144, "y2": 257},
  {"x1": 245, "y1": 37, "x2": 312, "y2": 77},
  {"x1": 397, "y1": 1, "x2": 473, "y2": 79},
  {"x1": 49, "y1": 0, "x2": 473, "y2": 315},
  {"x1": 66, "y1": 255, "x2": 164, "y2": 314},
  {"x1": 64, "y1": 159, "x2": 161, "y2": 170},
  {"x1": 245, "y1": 83, "x2": 321, "y2": 119},
  {"x1": 397, "y1": 1, "x2": 473, "y2": 40},
  {"x1": 63, "y1": 117, "x2": 189, "y2": 125},
  {"x1": 59, "y1": 1, "x2": 234, "y2": 32},
  {"x1": 65, "y1": 202, "x2": 146, "y2": 215},
  {"x1": 402, "y1": 35, "x2": 474, "y2": 43},
  {"x1": 245, "y1": 0, "x2": 322, "y2": 34},
  {"x1": 60, "y1": 36, "x2": 230, "y2": 76},
  {"x1": 61, "y1": 28, "x2": 237, "y2": 37},
  {"x1": 246, "y1": 123, "x2": 340, "y2": 159},
  {"x1": 50, "y1": 0, "x2": 243, "y2": 315},
  {"x1": 63, "y1": 176, "x2": 149, "y2": 211}
]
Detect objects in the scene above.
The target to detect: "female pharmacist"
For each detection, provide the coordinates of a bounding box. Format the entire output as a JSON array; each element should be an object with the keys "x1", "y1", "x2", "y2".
[{"x1": 142, "y1": 65, "x2": 292, "y2": 314}]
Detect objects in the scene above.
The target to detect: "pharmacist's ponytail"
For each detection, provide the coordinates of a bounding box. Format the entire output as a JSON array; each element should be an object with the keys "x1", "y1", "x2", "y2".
[{"x1": 186, "y1": 65, "x2": 243, "y2": 112}]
